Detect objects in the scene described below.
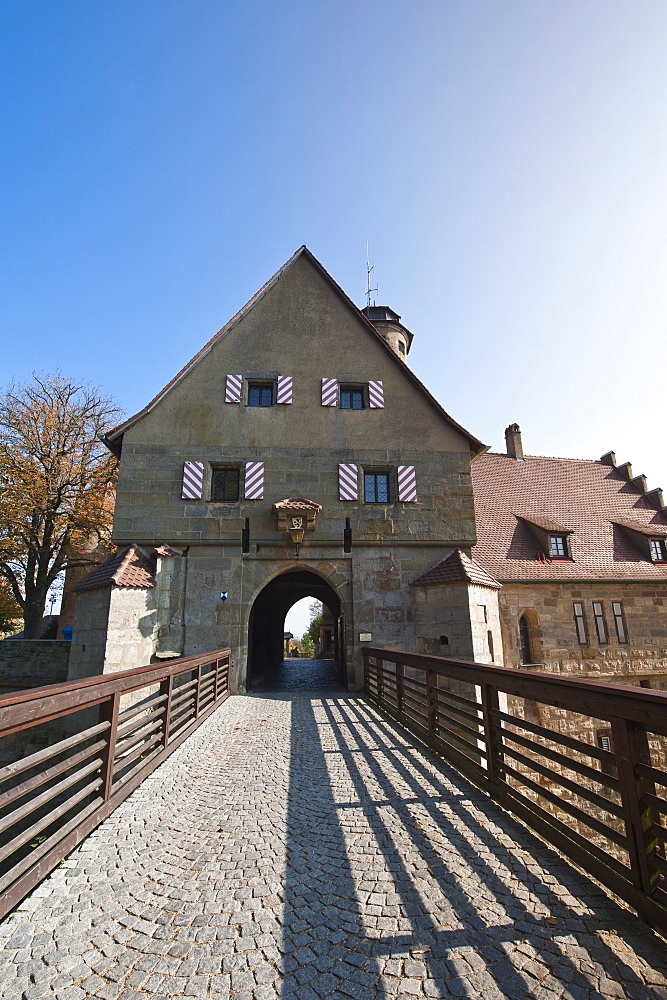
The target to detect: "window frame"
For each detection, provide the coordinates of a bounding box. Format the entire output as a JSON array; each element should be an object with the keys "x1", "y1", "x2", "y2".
[
  {"x1": 592, "y1": 601, "x2": 608, "y2": 645},
  {"x1": 209, "y1": 465, "x2": 241, "y2": 503},
  {"x1": 339, "y1": 384, "x2": 367, "y2": 410},
  {"x1": 649, "y1": 537, "x2": 667, "y2": 562},
  {"x1": 247, "y1": 380, "x2": 275, "y2": 407},
  {"x1": 573, "y1": 602, "x2": 588, "y2": 645},
  {"x1": 548, "y1": 533, "x2": 570, "y2": 559},
  {"x1": 363, "y1": 469, "x2": 391, "y2": 504},
  {"x1": 612, "y1": 601, "x2": 628, "y2": 643}
]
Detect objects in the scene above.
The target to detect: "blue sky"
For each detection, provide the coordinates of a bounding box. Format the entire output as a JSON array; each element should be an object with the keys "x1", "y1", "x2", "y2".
[{"x1": 3, "y1": 1, "x2": 667, "y2": 632}]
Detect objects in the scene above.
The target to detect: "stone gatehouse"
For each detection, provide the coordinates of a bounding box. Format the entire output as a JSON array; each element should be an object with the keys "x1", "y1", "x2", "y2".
[{"x1": 70, "y1": 247, "x2": 502, "y2": 691}]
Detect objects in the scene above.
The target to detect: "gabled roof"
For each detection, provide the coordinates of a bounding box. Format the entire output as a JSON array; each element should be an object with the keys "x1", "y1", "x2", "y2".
[
  {"x1": 102, "y1": 246, "x2": 485, "y2": 456},
  {"x1": 410, "y1": 549, "x2": 501, "y2": 589},
  {"x1": 472, "y1": 452, "x2": 667, "y2": 581},
  {"x1": 75, "y1": 545, "x2": 156, "y2": 592},
  {"x1": 273, "y1": 497, "x2": 322, "y2": 511}
]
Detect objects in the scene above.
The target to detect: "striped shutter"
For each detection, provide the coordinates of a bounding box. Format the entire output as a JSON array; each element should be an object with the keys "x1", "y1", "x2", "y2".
[
  {"x1": 225, "y1": 374, "x2": 243, "y2": 403},
  {"x1": 368, "y1": 380, "x2": 384, "y2": 408},
  {"x1": 321, "y1": 378, "x2": 338, "y2": 406},
  {"x1": 276, "y1": 376, "x2": 293, "y2": 404},
  {"x1": 244, "y1": 461, "x2": 264, "y2": 499},
  {"x1": 397, "y1": 465, "x2": 417, "y2": 501},
  {"x1": 181, "y1": 462, "x2": 204, "y2": 500},
  {"x1": 338, "y1": 463, "x2": 359, "y2": 501}
]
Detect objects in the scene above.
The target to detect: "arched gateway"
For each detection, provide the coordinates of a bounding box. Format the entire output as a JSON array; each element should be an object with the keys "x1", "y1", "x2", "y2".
[{"x1": 246, "y1": 569, "x2": 345, "y2": 689}]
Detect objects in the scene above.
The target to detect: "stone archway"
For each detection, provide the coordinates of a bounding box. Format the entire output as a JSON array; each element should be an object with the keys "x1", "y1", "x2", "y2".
[{"x1": 246, "y1": 569, "x2": 345, "y2": 689}]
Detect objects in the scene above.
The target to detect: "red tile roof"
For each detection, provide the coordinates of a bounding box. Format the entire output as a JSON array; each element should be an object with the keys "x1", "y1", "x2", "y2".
[
  {"x1": 411, "y1": 549, "x2": 501, "y2": 589},
  {"x1": 472, "y1": 452, "x2": 667, "y2": 581},
  {"x1": 75, "y1": 545, "x2": 156, "y2": 592}
]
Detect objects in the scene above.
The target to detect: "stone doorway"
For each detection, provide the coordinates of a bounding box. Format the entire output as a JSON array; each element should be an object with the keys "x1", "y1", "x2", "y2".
[{"x1": 246, "y1": 569, "x2": 346, "y2": 690}]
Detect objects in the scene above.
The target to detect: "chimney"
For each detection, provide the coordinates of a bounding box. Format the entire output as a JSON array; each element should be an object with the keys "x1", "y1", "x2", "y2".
[{"x1": 505, "y1": 423, "x2": 524, "y2": 460}]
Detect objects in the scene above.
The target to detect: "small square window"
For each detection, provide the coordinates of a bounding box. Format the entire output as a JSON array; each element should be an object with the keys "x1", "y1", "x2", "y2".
[
  {"x1": 210, "y1": 467, "x2": 240, "y2": 502},
  {"x1": 340, "y1": 386, "x2": 366, "y2": 409},
  {"x1": 649, "y1": 537, "x2": 667, "y2": 562},
  {"x1": 248, "y1": 382, "x2": 273, "y2": 406},
  {"x1": 549, "y1": 534, "x2": 568, "y2": 558},
  {"x1": 364, "y1": 471, "x2": 389, "y2": 503}
]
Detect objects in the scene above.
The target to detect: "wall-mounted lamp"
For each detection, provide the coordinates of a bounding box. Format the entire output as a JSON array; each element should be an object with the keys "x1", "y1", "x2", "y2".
[{"x1": 273, "y1": 497, "x2": 322, "y2": 558}]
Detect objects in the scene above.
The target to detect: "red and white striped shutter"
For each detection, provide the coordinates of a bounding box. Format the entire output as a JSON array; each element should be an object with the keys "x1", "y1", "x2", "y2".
[
  {"x1": 181, "y1": 462, "x2": 204, "y2": 500},
  {"x1": 338, "y1": 463, "x2": 359, "y2": 501},
  {"x1": 397, "y1": 466, "x2": 417, "y2": 501},
  {"x1": 368, "y1": 380, "x2": 384, "y2": 408},
  {"x1": 225, "y1": 374, "x2": 243, "y2": 403},
  {"x1": 244, "y1": 461, "x2": 264, "y2": 499},
  {"x1": 276, "y1": 376, "x2": 293, "y2": 404},
  {"x1": 321, "y1": 378, "x2": 337, "y2": 406}
]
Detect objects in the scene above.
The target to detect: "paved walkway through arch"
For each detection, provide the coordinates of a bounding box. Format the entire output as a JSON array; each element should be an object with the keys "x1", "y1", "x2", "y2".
[{"x1": 1, "y1": 662, "x2": 667, "y2": 999}]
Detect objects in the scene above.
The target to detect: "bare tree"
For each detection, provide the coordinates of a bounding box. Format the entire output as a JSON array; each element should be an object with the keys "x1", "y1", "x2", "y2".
[{"x1": 0, "y1": 373, "x2": 121, "y2": 638}]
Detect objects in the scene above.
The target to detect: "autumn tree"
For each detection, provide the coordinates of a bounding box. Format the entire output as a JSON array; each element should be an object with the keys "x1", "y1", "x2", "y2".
[
  {"x1": 0, "y1": 577, "x2": 22, "y2": 637},
  {"x1": 0, "y1": 373, "x2": 121, "y2": 638}
]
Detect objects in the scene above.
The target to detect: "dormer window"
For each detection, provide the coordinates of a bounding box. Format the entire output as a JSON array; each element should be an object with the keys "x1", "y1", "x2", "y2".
[
  {"x1": 649, "y1": 537, "x2": 667, "y2": 562},
  {"x1": 549, "y1": 534, "x2": 569, "y2": 558}
]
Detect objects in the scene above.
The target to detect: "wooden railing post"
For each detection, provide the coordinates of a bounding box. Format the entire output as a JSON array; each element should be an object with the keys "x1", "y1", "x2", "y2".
[
  {"x1": 377, "y1": 658, "x2": 384, "y2": 707},
  {"x1": 396, "y1": 660, "x2": 404, "y2": 717},
  {"x1": 481, "y1": 683, "x2": 505, "y2": 792},
  {"x1": 194, "y1": 663, "x2": 202, "y2": 719},
  {"x1": 611, "y1": 717, "x2": 660, "y2": 901},
  {"x1": 161, "y1": 675, "x2": 174, "y2": 749},
  {"x1": 213, "y1": 659, "x2": 219, "y2": 702},
  {"x1": 99, "y1": 691, "x2": 121, "y2": 802},
  {"x1": 427, "y1": 669, "x2": 437, "y2": 738}
]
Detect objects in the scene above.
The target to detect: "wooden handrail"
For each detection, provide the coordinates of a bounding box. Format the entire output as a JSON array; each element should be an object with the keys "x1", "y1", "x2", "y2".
[
  {"x1": 0, "y1": 648, "x2": 231, "y2": 919},
  {"x1": 363, "y1": 646, "x2": 667, "y2": 937}
]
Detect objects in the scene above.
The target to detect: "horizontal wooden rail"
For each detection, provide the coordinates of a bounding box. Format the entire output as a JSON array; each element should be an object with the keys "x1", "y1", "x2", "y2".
[
  {"x1": 364, "y1": 647, "x2": 667, "y2": 937},
  {"x1": 0, "y1": 648, "x2": 231, "y2": 920}
]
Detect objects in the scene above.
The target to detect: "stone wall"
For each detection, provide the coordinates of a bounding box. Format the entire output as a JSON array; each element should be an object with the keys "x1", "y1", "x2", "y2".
[{"x1": 0, "y1": 640, "x2": 70, "y2": 693}]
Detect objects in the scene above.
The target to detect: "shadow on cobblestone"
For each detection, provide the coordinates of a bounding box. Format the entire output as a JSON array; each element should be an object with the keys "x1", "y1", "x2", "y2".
[{"x1": 1, "y1": 687, "x2": 666, "y2": 1000}]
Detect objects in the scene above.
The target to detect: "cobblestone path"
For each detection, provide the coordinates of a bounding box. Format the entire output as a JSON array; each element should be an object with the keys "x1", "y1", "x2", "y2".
[{"x1": 2, "y1": 670, "x2": 667, "y2": 998}]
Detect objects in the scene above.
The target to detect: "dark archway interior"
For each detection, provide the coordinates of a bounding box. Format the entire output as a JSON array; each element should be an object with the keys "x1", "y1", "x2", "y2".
[{"x1": 247, "y1": 570, "x2": 345, "y2": 688}]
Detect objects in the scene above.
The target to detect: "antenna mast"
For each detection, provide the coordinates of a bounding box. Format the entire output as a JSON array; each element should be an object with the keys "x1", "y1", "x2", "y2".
[{"x1": 365, "y1": 241, "x2": 378, "y2": 308}]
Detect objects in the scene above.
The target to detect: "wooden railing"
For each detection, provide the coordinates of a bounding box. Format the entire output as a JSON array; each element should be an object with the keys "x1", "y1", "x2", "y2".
[
  {"x1": 364, "y1": 647, "x2": 667, "y2": 936},
  {"x1": 0, "y1": 648, "x2": 231, "y2": 920}
]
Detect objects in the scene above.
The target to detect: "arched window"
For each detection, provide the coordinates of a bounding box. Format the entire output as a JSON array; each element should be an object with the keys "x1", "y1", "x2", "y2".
[{"x1": 519, "y1": 615, "x2": 533, "y2": 665}]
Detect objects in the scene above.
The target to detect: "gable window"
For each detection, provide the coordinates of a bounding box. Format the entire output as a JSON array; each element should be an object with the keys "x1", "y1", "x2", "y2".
[
  {"x1": 549, "y1": 534, "x2": 568, "y2": 558},
  {"x1": 248, "y1": 382, "x2": 273, "y2": 406},
  {"x1": 649, "y1": 537, "x2": 667, "y2": 562},
  {"x1": 364, "y1": 471, "x2": 389, "y2": 503},
  {"x1": 612, "y1": 601, "x2": 627, "y2": 643},
  {"x1": 592, "y1": 601, "x2": 607, "y2": 644},
  {"x1": 573, "y1": 602, "x2": 588, "y2": 645},
  {"x1": 340, "y1": 386, "x2": 366, "y2": 409},
  {"x1": 211, "y1": 467, "x2": 240, "y2": 502}
]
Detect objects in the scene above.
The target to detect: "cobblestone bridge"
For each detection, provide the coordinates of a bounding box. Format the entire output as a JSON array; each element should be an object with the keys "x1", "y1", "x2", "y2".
[{"x1": 1, "y1": 660, "x2": 667, "y2": 1000}]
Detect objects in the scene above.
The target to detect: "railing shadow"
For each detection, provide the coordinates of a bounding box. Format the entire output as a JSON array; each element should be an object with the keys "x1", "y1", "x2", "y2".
[{"x1": 249, "y1": 681, "x2": 667, "y2": 999}]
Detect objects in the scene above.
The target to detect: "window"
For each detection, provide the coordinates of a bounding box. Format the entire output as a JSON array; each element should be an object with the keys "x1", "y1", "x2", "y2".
[
  {"x1": 364, "y1": 472, "x2": 389, "y2": 503},
  {"x1": 398, "y1": 340, "x2": 406, "y2": 356},
  {"x1": 519, "y1": 615, "x2": 533, "y2": 664},
  {"x1": 340, "y1": 386, "x2": 366, "y2": 409},
  {"x1": 248, "y1": 382, "x2": 273, "y2": 406},
  {"x1": 210, "y1": 467, "x2": 240, "y2": 502},
  {"x1": 487, "y1": 630, "x2": 494, "y2": 661},
  {"x1": 592, "y1": 601, "x2": 607, "y2": 644},
  {"x1": 573, "y1": 602, "x2": 588, "y2": 645},
  {"x1": 549, "y1": 534, "x2": 568, "y2": 558},
  {"x1": 611, "y1": 601, "x2": 627, "y2": 643},
  {"x1": 649, "y1": 537, "x2": 667, "y2": 562}
]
